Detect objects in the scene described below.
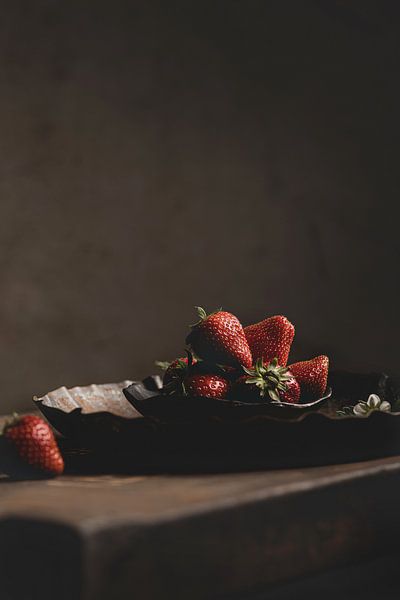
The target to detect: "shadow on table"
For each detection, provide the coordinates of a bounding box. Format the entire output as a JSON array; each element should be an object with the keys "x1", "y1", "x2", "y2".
[{"x1": 58, "y1": 411, "x2": 400, "y2": 475}]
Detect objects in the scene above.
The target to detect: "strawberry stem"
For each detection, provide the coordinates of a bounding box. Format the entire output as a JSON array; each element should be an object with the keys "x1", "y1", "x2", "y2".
[
  {"x1": 195, "y1": 306, "x2": 208, "y2": 321},
  {"x1": 243, "y1": 357, "x2": 291, "y2": 402},
  {"x1": 190, "y1": 306, "x2": 223, "y2": 328}
]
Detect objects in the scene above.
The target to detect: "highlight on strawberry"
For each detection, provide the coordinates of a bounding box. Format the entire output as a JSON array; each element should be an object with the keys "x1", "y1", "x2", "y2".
[
  {"x1": 156, "y1": 306, "x2": 330, "y2": 405},
  {"x1": 184, "y1": 373, "x2": 230, "y2": 400}
]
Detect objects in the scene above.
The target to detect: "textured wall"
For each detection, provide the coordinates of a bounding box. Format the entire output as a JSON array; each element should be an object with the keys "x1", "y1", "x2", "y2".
[{"x1": 0, "y1": 1, "x2": 399, "y2": 411}]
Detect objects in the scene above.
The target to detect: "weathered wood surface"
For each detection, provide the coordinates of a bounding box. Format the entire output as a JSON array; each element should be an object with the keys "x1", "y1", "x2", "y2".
[{"x1": 1, "y1": 446, "x2": 400, "y2": 600}]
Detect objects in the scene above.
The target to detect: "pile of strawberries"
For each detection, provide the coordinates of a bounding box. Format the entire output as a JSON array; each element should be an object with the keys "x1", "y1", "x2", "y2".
[
  {"x1": 0, "y1": 307, "x2": 329, "y2": 480},
  {"x1": 158, "y1": 307, "x2": 329, "y2": 404}
]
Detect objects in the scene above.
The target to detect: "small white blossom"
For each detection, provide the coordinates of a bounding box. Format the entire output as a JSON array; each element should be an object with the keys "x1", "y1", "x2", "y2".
[
  {"x1": 353, "y1": 395, "x2": 391, "y2": 417},
  {"x1": 353, "y1": 402, "x2": 369, "y2": 416},
  {"x1": 367, "y1": 394, "x2": 381, "y2": 409}
]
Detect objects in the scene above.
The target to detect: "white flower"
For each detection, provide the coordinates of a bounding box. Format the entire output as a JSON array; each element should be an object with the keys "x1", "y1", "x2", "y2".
[
  {"x1": 367, "y1": 394, "x2": 381, "y2": 409},
  {"x1": 352, "y1": 395, "x2": 391, "y2": 417},
  {"x1": 353, "y1": 402, "x2": 369, "y2": 417},
  {"x1": 378, "y1": 401, "x2": 391, "y2": 412}
]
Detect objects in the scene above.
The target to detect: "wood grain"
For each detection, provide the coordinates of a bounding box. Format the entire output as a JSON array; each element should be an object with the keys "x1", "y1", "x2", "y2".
[{"x1": 1, "y1": 450, "x2": 400, "y2": 599}]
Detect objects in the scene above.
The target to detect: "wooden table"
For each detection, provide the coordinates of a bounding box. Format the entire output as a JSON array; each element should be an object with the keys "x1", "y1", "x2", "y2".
[{"x1": 1, "y1": 450, "x2": 400, "y2": 600}]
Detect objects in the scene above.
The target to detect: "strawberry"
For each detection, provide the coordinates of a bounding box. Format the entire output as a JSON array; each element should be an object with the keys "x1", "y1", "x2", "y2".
[
  {"x1": 186, "y1": 307, "x2": 252, "y2": 368},
  {"x1": 3, "y1": 415, "x2": 64, "y2": 476},
  {"x1": 156, "y1": 357, "x2": 192, "y2": 387},
  {"x1": 244, "y1": 315, "x2": 294, "y2": 366},
  {"x1": 184, "y1": 373, "x2": 230, "y2": 399},
  {"x1": 156, "y1": 354, "x2": 235, "y2": 396},
  {"x1": 278, "y1": 376, "x2": 301, "y2": 404},
  {"x1": 234, "y1": 358, "x2": 300, "y2": 403},
  {"x1": 288, "y1": 355, "x2": 329, "y2": 400}
]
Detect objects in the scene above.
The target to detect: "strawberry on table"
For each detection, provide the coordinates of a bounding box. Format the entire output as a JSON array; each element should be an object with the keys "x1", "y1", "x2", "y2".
[
  {"x1": 186, "y1": 307, "x2": 252, "y2": 369},
  {"x1": 184, "y1": 373, "x2": 230, "y2": 399},
  {"x1": 244, "y1": 315, "x2": 294, "y2": 367},
  {"x1": 288, "y1": 355, "x2": 329, "y2": 401},
  {"x1": 234, "y1": 358, "x2": 300, "y2": 403},
  {"x1": 2, "y1": 414, "x2": 64, "y2": 477}
]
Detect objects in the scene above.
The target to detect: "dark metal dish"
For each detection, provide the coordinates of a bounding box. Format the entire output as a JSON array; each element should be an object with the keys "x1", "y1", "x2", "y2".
[
  {"x1": 33, "y1": 381, "x2": 144, "y2": 443},
  {"x1": 31, "y1": 372, "x2": 400, "y2": 471},
  {"x1": 123, "y1": 376, "x2": 333, "y2": 422}
]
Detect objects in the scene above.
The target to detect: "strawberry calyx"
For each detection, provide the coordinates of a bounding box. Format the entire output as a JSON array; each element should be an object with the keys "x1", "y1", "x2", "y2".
[
  {"x1": 189, "y1": 306, "x2": 222, "y2": 328},
  {"x1": 155, "y1": 359, "x2": 188, "y2": 372},
  {"x1": 242, "y1": 357, "x2": 293, "y2": 402}
]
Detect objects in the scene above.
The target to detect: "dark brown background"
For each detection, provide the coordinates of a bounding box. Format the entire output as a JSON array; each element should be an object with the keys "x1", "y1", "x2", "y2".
[{"x1": 1, "y1": 1, "x2": 399, "y2": 411}]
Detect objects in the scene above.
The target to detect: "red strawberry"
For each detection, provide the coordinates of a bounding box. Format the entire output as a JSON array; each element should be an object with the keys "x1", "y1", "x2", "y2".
[
  {"x1": 234, "y1": 358, "x2": 300, "y2": 403},
  {"x1": 156, "y1": 357, "x2": 192, "y2": 387},
  {"x1": 244, "y1": 315, "x2": 294, "y2": 366},
  {"x1": 288, "y1": 355, "x2": 329, "y2": 400},
  {"x1": 3, "y1": 415, "x2": 64, "y2": 476},
  {"x1": 186, "y1": 307, "x2": 252, "y2": 368},
  {"x1": 184, "y1": 373, "x2": 230, "y2": 399},
  {"x1": 279, "y1": 376, "x2": 301, "y2": 404}
]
